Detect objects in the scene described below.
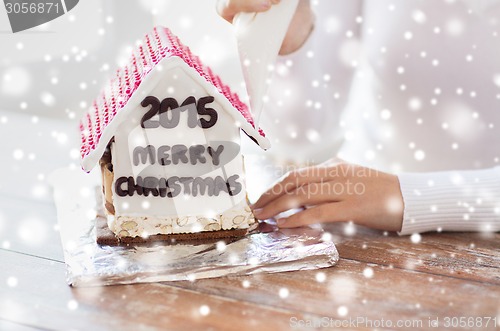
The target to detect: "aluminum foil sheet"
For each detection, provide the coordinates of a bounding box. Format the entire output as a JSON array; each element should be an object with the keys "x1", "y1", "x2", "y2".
[{"x1": 50, "y1": 167, "x2": 339, "y2": 287}]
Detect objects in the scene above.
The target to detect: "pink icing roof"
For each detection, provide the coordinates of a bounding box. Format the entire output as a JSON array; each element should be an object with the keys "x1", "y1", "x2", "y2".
[{"x1": 80, "y1": 26, "x2": 265, "y2": 162}]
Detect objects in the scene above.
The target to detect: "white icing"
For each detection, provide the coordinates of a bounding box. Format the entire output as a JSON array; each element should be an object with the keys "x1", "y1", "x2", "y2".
[
  {"x1": 111, "y1": 65, "x2": 249, "y2": 218},
  {"x1": 102, "y1": 62, "x2": 260, "y2": 238},
  {"x1": 234, "y1": 0, "x2": 298, "y2": 123},
  {"x1": 108, "y1": 200, "x2": 256, "y2": 237}
]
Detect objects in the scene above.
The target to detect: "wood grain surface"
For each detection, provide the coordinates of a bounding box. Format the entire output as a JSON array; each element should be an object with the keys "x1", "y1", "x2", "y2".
[{"x1": 0, "y1": 196, "x2": 499, "y2": 330}]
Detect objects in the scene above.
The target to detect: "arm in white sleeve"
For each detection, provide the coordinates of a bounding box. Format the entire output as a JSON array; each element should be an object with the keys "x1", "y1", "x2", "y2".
[{"x1": 398, "y1": 167, "x2": 500, "y2": 235}]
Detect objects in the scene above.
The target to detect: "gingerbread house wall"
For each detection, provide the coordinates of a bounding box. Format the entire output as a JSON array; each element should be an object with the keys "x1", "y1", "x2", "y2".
[{"x1": 108, "y1": 64, "x2": 248, "y2": 219}]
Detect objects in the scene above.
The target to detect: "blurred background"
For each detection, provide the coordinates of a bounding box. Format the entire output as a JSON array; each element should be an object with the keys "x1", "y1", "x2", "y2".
[{"x1": 0, "y1": 0, "x2": 245, "y2": 118}]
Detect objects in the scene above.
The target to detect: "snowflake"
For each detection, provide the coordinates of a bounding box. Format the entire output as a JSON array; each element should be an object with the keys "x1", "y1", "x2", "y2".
[
  {"x1": 324, "y1": 16, "x2": 340, "y2": 34},
  {"x1": 216, "y1": 241, "x2": 226, "y2": 252},
  {"x1": 408, "y1": 98, "x2": 422, "y2": 111},
  {"x1": 12, "y1": 149, "x2": 24, "y2": 160},
  {"x1": 31, "y1": 185, "x2": 48, "y2": 199},
  {"x1": 414, "y1": 150, "x2": 425, "y2": 161},
  {"x1": 337, "y1": 305, "x2": 348, "y2": 317},
  {"x1": 279, "y1": 287, "x2": 289, "y2": 299},
  {"x1": 328, "y1": 276, "x2": 357, "y2": 301},
  {"x1": 315, "y1": 272, "x2": 326, "y2": 283},
  {"x1": 493, "y1": 74, "x2": 500, "y2": 87},
  {"x1": 7, "y1": 276, "x2": 18, "y2": 287},
  {"x1": 1, "y1": 67, "x2": 31, "y2": 96},
  {"x1": 343, "y1": 222, "x2": 356, "y2": 236},
  {"x1": 141, "y1": 201, "x2": 150, "y2": 210},
  {"x1": 363, "y1": 267, "x2": 374, "y2": 278},
  {"x1": 199, "y1": 305, "x2": 210, "y2": 316},
  {"x1": 248, "y1": 257, "x2": 259, "y2": 266},
  {"x1": 410, "y1": 233, "x2": 422, "y2": 244},
  {"x1": 380, "y1": 109, "x2": 391, "y2": 120},
  {"x1": 446, "y1": 18, "x2": 464, "y2": 36},
  {"x1": 40, "y1": 92, "x2": 56, "y2": 107},
  {"x1": 412, "y1": 10, "x2": 427, "y2": 24},
  {"x1": 321, "y1": 232, "x2": 333, "y2": 242},
  {"x1": 67, "y1": 300, "x2": 79, "y2": 310}
]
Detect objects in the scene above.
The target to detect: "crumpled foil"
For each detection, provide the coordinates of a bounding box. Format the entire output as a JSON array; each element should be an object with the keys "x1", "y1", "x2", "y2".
[{"x1": 50, "y1": 168, "x2": 339, "y2": 287}]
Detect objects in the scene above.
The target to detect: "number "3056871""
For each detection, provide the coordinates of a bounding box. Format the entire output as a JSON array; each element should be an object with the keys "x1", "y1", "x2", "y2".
[{"x1": 5, "y1": 2, "x2": 61, "y2": 14}]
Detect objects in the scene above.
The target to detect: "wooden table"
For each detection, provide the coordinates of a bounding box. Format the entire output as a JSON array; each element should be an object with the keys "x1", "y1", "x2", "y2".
[{"x1": 0, "y1": 192, "x2": 499, "y2": 331}]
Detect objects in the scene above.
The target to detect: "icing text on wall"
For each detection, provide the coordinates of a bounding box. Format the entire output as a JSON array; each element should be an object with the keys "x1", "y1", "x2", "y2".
[{"x1": 140, "y1": 96, "x2": 218, "y2": 129}]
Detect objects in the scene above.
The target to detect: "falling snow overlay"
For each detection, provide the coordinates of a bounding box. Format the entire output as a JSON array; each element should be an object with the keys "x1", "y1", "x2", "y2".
[{"x1": 0, "y1": 0, "x2": 499, "y2": 329}]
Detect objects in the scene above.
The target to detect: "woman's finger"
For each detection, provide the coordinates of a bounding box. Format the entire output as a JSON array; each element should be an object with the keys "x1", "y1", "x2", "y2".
[
  {"x1": 276, "y1": 201, "x2": 354, "y2": 228},
  {"x1": 253, "y1": 181, "x2": 343, "y2": 220},
  {"x1": 216, "y1": 0, "x2": 276, "y2": 23},
  {"x1": 252, "y1": 165, "x2": 333, "y2": 209}
]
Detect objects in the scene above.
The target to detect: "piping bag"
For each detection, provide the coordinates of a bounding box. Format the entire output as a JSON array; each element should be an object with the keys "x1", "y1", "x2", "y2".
[{"x1": 234, "y1": 0, "x2": 299, "y2": 128}]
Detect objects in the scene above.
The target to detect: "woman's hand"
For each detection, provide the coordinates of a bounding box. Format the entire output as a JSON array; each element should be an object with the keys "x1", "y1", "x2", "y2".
[
  {"x1": 216, "y1": 0, "x2": 315, "y2": 55},
  {"x1": 251, "y1": 159, "x2": 405, "y2": 232},
  {"x1": 216, "y1": 0, "x2": 279, "y2": 23}
]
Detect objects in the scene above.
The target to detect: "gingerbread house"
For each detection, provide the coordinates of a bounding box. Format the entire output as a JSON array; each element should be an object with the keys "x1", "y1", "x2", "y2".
[{"x1": 80, "y1": 26, "x2": 270, "y2": 241}]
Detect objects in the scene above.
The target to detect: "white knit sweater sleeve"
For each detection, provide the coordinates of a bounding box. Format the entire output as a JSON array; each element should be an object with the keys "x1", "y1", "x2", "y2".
[{"x1": 397, "y1": 167, "x2": 500, "y2": 235}]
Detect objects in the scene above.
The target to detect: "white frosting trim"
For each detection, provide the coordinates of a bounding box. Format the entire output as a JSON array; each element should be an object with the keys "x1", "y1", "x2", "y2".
[{"x1": 107, "y1": 200, "x2": 256, "y2": 237}]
